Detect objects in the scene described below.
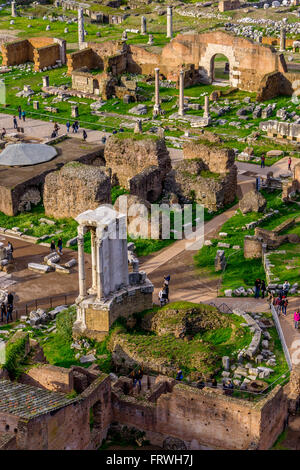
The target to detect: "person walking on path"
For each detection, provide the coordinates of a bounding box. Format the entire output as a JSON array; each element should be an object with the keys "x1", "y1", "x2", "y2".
[
  {"x1": 158, "y1": 288, "x2": 165, "y2": 307},
  {"x1": 50, "y1": 240, "x2": 56, "y2": 253},
  {"x1": 54, "y1": 122, "x2": 60, "y2": 135},
  {"x1": 18, "y1": 106, "x2": 22, "y2": 120},
  {"x1": 82, "y1": 129, "x2": 87, "y2": 141},
  {"x1": 13, "y1": 115, "x2": 18, "y2": 129},
  {"x1": 74, "y1": 120, "x2": 79, "y2": 133},
  {"x1": 7, "y1": 292, "x2": 14, "y2": 308},
  {"x1": 66, "y1": 121, "x2": 70, "y2": 133},
  {"x1": 294, "y1": 310, "x2": 300, "y2": 329},
  {"x1": 6, "y1": 303, "x2": 13, "y2": 323},
  {"x1": 282, "y1": 297, "x2": 288, "y2": 316},
  {"x1": 22, "y1": 110, "x2": 26, "y2": 122},
  {"x1": 283, "y1": 280, "x2": 290, "y2": 296},
  {"x1": 260, "y1": 155, "x2": 265, "y2": 169},
  {"x1": 261, "y1": 280, "x2": 266, "y2": 299},
  {"x1": 57, "y1": 237, "x2": 63, "y2": 256},
  {"x1": 275, "y1": 296, "x2": 282, "y2": 315},
  {"x1": 7, "y1": 241, "x2": 13, "y2": 260},
  {"x1": 1, "y1": 128, "x2": 6, "y2": 139},
  {"x1": 254, "y1": 278, "x2": 261, "y2": 298},
  {"x1": 288, "y1": 156, "x2": 292, "y2": 172},
  {"x1": 0, "y1": 303, "x2": 6, "y2": 323}
]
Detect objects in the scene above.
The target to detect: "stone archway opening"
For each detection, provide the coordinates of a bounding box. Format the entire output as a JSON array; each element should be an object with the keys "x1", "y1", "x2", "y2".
[{"x1": 210, "y1": 53, "x2": 230, "y2": 85}]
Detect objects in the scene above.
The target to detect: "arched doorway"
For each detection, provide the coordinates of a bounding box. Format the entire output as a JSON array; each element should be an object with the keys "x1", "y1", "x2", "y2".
[{"x1": 210, "y1": 54, "x2": 230, "y2": 85}]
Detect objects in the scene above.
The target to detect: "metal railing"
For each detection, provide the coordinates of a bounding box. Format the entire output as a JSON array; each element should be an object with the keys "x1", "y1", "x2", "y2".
[
  {"x1": 0, "y1": 292, "x2": 76, "y2": 324},
  {"x1": 270, "y1": 303, "x2": 292, "y2": 371}
]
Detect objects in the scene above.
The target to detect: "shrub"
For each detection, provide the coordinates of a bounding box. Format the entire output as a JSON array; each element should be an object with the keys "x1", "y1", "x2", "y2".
[{"x1": 56, "y1": 307, "x2": 76, "y2": 341}]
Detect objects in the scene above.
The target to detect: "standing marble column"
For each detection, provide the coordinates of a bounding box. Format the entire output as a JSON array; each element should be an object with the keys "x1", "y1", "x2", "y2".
[
  {"x1": 96, "y1": 238, "x2": 103, "y2": 301},
  {"x1": 11, "y1": 1, "x2": 16, "y2": 17},
  {"x1": 203, "y1": 95, "x2": 210, "y2": 118},
  {"x1": 178, "y1": 70, "x2": 184, "y2": 116},
  {"x1": 167, "y1": 6, "x2": 173, "y2": 39},
  {"x1": 90, "y1": 228, "x2": 97, "y2": 294},
  {"x1": 280, "y1": 28, "x2": 286, "y2": 51},
  {"x1": 77, "y1": 230, "x2": 86, "y2": 298},
  {"x1": 141, "y1": 16, "x2": 147, "y2": 35},
  {"x1": 78, "y1": 8, "x2": 85, "y2": 48},
  {"x1": 153, "y1": 67, "x2": 161, "y2": 116}
]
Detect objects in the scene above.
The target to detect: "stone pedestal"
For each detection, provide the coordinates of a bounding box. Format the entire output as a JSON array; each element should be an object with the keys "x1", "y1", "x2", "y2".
[
  {"x1": 134, "y1": 119, "x2": 142, "y2": 134},
  {"x1": 71, "y1": 105, "x2": 79, "y2": 118},
  {"x1": 148, "y1": 34, "x2": 153, "y2": 45},
  {"x1": 215, "y1": 250, "x2": 226, "y2": 271},
  {"x1": 33, "y1": 101, "x2": 39, "y2": 110},
  {"x1": 203, "y1": 95, "x2": 210, "y2": 119},
  {"x1": 167, "y1": 6, "x2": 173, "y2": 38},
  {"x1": 42, "y1": 75, "x2": 49, "y2": 87}
]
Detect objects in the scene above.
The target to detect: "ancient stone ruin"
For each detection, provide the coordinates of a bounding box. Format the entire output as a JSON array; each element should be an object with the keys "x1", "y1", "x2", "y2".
[{"x1": 73, "y1": 205, "x2": 153, "y2": 341}]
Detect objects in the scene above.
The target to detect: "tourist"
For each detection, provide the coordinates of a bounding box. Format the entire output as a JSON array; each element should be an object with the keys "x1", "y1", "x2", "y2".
[
  {"x1": 254, "y1": 278, "x2": 261, "y2": 298},
  {"x1": 66, "y1": 121, "x2": 70, "y2": 133},
  {"x1": 223, "y1": 379, "x2": 234, "y2": 396},
  {"x1": 13, "y1": 115, "x2": 18, "y2": 129},
  {"x1": 6, "y1": 303, "x2": 13, "y2": 323},
  {"x1": 112, "y1": 130, "x2": 118, "y2": 135},
  {"x1": 51, "y1": 130, "x2": 57, "y2": 139},
  {"x1": 72, "y1": 122, "x2": 76, "y2": 133},
  {"x1": 7, "y1": 241, "x2": 13, "y2": 259},
  {"x1": 288, "y1": 156, "x2": 292, "y2": 172},
  {"x1": 22, "y1": 110, "x2": 26, "y2": 122},
  {"x1": 158, "y1": 288, "x2": 165, "y2": 307},
  {"x1": 196, "y1": 377, "x2": 205, "y2": 389},
  {"x1": 164, "y1": 275, "x2": 171, "y2": 286},
  {"x1": 275, "y1": 296, "x2": 282, "y2": 315},
  {"x1": 74, "y1": 121, "x2": 79, "y2": 133},
  {"x1": 101, "y1": 136, "x2": 106, "y2": 144},
  {"x1": 18, "y1": 105, "x2": 22, "y2": 120},
  {"x1": 260, "y1": 155, "x2": 265, "y2": 169},
  {"x1": 1, "y1": 128, "x2": 6, "y2": 139},
  {"x1": 7, "y1": 292, "x2": 14, "y2": 308},
  {"x1": 294, "y1": 309, "x2": 300, "y2": 329},
  {"x1": 57, "y1": 237, "x2": 63, "y2": 255},
  {"x1": 282, "y1": 297, "x2": 288, "y2": 316},
  {"x1": 283, "y1": 280, "x2": 290, "y2": 296},
  {"x1": 162, "y1": 284, "x2": 169, "y2": 303},
  {"x1": 261, "y1": 280, "x2": 266, "y2": 299},
  {"x1": 133, "y1": 368, "x2": 143, "y2": 392},
  {"x1": 50, "y1": 240, "x2": 56, "y2": 252},
  {"x1": 54, "y1": 122, "x2": 60, "y2": 135},
  {"x1": 267, "y1": 291, "x2": 274, "y2": 308},
  {"x1": 0, "y1": 303, "x2": 6, "y2": 323},
  {"x1": 176, "y1": 369, "x2": 183, "y2": 381},
  {"x1": 82, "y1": 129, "x2": 87, "y2": 141},
  {"x1": 211, "y1": 377, "x2": 218, "y2": 388}
]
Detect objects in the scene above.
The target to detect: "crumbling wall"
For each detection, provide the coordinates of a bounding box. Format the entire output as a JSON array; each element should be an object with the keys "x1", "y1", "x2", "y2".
[
  {"x1": 43, "y1": 162, "x2": 111, "y2": 219},
  {"x1": 257, "y1": 71, "x2": 293, "y2": 101},
  {"x1": 112, "y1": 383, "x2": 287, "y2": 450},
  {"x1": 67, "y1": 48, "x2": 101, "y2": 74},
  {"x1": 20, "y1": 365, "x2": 74, "y2": 394},
  {"x1": 104, "y1": 136, "x2": 171, "y2": 192},
  {"x1": 183, "y1": 141, "x2": 235, "y2": 173}
]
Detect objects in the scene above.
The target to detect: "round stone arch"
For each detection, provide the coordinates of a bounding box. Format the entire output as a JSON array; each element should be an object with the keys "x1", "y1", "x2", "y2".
[{"x1": 199, "y1": 43, "x2": 240, "y2": 87}]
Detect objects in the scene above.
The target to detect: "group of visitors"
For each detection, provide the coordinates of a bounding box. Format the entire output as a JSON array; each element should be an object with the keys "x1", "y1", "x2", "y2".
[
  {"x1": 158, "y1": 275, "x2": 170, "y2": 306},
  {"x1": 50, "y1": 237, "x2": 63, "y2": 255},
  {"x1": 267, "y1": 280, "x2": 300, "y2": 330},
  {"x1": 0, "y1": 292, "x2": 14, "y2": 324},
  {"x1": 65, "y1": 121, "x2": 87, "y2": 140},
  {"x1": 254, "y1": 278, "x2": 267, "y2": 299},
  {"x1": 13, "y1": 107, "x2": 26, "y2": 129}
]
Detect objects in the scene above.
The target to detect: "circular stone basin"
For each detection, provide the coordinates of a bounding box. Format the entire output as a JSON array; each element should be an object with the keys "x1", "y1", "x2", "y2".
[{"x1": 0, "y1": 143, "x2": 57, "y2": 166}]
